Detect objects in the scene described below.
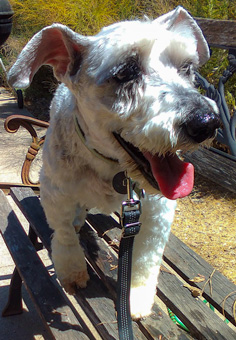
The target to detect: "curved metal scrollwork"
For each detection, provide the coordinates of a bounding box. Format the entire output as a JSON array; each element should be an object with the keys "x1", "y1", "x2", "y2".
[
  {"x1": 4, "y1": 114, "x2": 49, "y2": 186},
  {"x1": 196, "y1": 49, "x2": 236, "y2": 161}
]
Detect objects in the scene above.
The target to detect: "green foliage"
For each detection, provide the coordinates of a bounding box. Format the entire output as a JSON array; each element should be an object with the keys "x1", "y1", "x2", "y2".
[
  {"x1": 10, "y1": 0, "x2": 118, "y2": 36},
  {"x1": 9, "y1": 0, "x2": 236, "y2": 35},
  {"x1": 10, "y1": 0, "x2": 169, "y2": 36},
  {"x1": 188, "y1": 0, "x2": 236, "y2": 19}
]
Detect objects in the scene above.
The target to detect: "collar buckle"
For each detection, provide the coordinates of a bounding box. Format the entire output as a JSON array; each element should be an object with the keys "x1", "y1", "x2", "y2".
[{"x1": 120, "y1": 177, "x2": 142, "y2": 238}]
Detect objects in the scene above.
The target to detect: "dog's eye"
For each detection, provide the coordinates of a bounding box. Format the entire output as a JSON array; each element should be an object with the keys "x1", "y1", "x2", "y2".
[
  {"x1": 113, "y1": 59, "x2": 141, "y2": 83},
  {"x1": 179, "y1": 62, "x2": 193, "y2": 77}
]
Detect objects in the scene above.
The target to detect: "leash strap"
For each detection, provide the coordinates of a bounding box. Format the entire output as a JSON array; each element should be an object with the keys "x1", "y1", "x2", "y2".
[
  {"x1": 117, "y1": 236, "x2": 135, "y2": 340},
  {"x1": 117, "y1": 177, "x2": 142, "y2": 340}
]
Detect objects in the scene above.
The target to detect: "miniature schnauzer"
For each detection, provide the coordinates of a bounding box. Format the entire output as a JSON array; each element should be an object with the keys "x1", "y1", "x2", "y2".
[{"x1": 8, "y1": 6, "x2": 220, "y2": 319}]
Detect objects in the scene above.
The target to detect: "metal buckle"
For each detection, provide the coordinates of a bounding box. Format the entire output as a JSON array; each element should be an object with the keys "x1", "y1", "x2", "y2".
[
  {"x1": 120, "y1": 176, "x2": 142, "y2": 238},
  {"x1": 121, "y1": 220, "x2": 142, "y2": 238}
]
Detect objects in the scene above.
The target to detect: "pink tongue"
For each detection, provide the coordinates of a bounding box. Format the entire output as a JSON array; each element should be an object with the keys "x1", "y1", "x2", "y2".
[{"x1": 144, "y1": 152, "x2": 194, "y2": 200}]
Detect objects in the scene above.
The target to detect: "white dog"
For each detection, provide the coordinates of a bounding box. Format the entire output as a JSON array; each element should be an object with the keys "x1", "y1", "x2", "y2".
[{"x1": 8, "y1": 6, "x2": 220, "y2": 319}]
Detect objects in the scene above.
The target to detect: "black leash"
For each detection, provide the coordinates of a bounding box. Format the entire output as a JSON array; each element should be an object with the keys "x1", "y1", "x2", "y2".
[
  {"x1": 117, "y1": 237, "x2": 135, "y2": 340},
  {"x1": 116, "y1": 176, "x2": 142, "y2": 340}
]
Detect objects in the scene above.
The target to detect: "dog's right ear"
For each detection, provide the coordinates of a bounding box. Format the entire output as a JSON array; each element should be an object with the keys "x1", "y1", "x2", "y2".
[{"x1": 8, "y1": 24, "x2": 91, "y2": 88}]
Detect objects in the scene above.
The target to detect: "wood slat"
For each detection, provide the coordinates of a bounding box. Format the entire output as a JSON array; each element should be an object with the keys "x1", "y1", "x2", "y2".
[
  {"x1": 0, "y1": 190, "x2": 91, "y2": 340},
  {"x1": 75, "y1": 268, "x2": 147, "y2": 340},
  {"x1": 87, "y1": 214, "x2": 236, "y2": 340},
  {"x1": 8, "y1": 187, "x2": 236, "y2": 339},
  {"x1": 183, "y1": 148, "x2": 236, "y2": 194},
  {"x1": 10, "y1": 186, "x2": 52, "y2": 250},
  {"x1": 164, "y1": 233, "x2": 236, "y2": 326},
  {"x1": 10, "y1": 187, "x2": 146, "y2": 339},
  {"x1": 196, "y1": 17, "x2": 236, "y2": 49},
  {"x1": 157, "y1": 269, "x2": 236, "y2": 340},
  {"x1": 83, "y1": 221, "x2": 193, "y2": 340}
]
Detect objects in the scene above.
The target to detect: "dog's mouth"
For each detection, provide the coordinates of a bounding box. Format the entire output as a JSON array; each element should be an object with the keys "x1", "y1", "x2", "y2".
[{"x1": 113, "y1": 132, "x2": 194, "y2": 200}]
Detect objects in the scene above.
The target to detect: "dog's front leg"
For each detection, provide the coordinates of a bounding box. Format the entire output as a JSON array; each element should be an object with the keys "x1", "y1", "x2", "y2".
[
  {"x1": 41, "y1": 188, "x2": 89, "y2": 294},
  {"x1": 130, "y1": 195, "x2": 176, "y2": 319}
]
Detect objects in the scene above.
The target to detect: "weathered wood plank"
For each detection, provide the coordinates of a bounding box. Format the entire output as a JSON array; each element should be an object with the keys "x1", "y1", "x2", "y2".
[
  {"x1": 157, "y1": 269, "x2": 236, "y2": 340},
  {"x1": 91, "y1": 213, "x2": 236, "y2": 328},
  {"x1": 183, "y1": 148, "x2": 236, "y2": 194},
  {"x1": 83, "y1": 221, "x2": 193, "y2": 340},
  {"x1": 10, "y1": 186, "x2": 52, "y2": 250},
  {"x1": 10, "y1": 187, "x2": 146, "y2": 339},
  {"x1": 164, "y1": 233, "x2": 236, "y2": 326},
  {"x1": 196, "y1": 17, "x2": 236, "y2": 49},
  {"x1": 76, "y1": 268, "x2": 148, "y2": 340},
  {"x1": 75, "y1": 269, "x2": 121, "y2": 340},
  {"x1": 10, "y1": 187, "x2": 236, "y2": 339},
  {"x1": 0, "y1": 190, "x2": 91, "y2": 340},
  {"x1": 9, "y1": 187, "x2": 120, "y2": 339},
  {"x1": 87, "y1": 214, "x2": 236, "y2": 340}
]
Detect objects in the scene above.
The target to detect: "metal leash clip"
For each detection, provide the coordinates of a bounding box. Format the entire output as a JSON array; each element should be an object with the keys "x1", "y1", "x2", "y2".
[{"x1": 121, "y1": 176, "x2": 142, "y2": 238}]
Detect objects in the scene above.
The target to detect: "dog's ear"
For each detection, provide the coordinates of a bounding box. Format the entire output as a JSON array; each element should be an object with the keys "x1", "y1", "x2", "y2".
[
  {"x1": 155, "y1": 6, "x2": 210, "y2": 66},
  {"x1": 8, "y1": 24, "x2": 90, "y2": 88}
]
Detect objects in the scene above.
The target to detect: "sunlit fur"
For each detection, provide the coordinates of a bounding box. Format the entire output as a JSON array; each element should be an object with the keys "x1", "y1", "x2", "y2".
[{"x1": 8, "y1": 6, "x2": 219, "y2": 319}]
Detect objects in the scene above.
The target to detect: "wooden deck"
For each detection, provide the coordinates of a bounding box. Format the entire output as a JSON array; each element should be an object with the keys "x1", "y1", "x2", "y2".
[{"x1": 1, "y1": 187, "x2": 236, "y2": 340}]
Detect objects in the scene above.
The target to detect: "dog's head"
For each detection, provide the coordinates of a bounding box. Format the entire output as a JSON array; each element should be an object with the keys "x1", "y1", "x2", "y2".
[{"x1": 8, "y1": 6, "x2": 220, "y2": 200}]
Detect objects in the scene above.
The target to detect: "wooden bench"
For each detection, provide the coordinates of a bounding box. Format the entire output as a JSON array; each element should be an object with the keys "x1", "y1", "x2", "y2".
[
  {"x1": 1, "y1": 186, "x2": 236, "y2": 339},
  {"x1": 1, "y1": 16, "x2": 236, "y2": 340}
]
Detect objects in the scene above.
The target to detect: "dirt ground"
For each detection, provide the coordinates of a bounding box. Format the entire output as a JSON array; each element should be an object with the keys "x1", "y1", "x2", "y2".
[{"x1": 172, "y1": 173, "x2": 236, "y2": 284}]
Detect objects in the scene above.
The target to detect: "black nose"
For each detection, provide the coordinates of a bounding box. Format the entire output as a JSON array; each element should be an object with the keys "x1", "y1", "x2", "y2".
[{"x1": 183, "y1": 110, "x2": 221, "y2": 143}]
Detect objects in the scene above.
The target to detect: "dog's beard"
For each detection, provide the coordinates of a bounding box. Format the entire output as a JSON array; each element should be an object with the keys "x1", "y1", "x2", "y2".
[{"x1": 113, "y1": 132, "x2": 194, "y2": 200}]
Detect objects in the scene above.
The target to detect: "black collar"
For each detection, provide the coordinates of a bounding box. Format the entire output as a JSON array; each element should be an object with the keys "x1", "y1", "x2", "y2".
[{"x1": 73, "y1": 114, "x2": 118, "y2": 165}]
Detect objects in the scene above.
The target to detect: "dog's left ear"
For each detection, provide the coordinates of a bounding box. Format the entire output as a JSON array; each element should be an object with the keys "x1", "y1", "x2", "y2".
[
  {"x1": 8, "y1": 24, "x2": 91, "y2": 88},
  {"x1": 155, "y1": 6, "x2": 209, "y2": 65}
]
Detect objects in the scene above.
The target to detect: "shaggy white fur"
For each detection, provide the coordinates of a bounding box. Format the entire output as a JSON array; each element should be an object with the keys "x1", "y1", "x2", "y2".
[{"x1": 8, "y1": 6, "x2": 220, "y2": 319}]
